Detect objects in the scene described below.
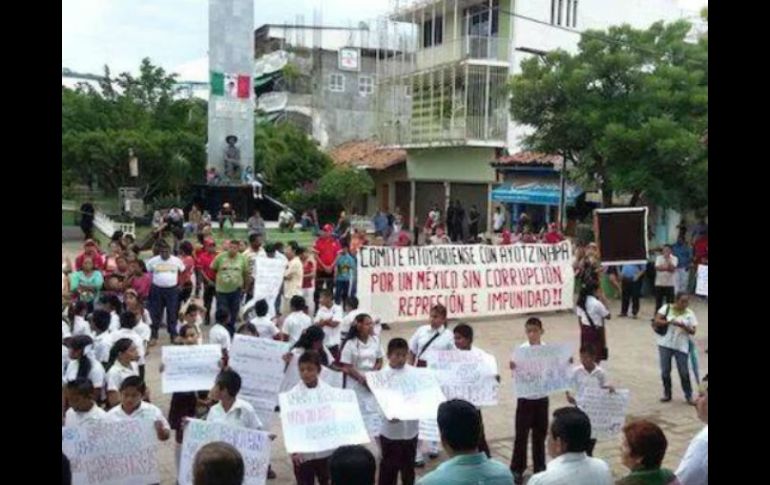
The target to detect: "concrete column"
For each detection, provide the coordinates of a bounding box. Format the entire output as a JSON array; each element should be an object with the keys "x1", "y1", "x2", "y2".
[
  {"x1": 409, "y1": 180, "x2": 416, "y2": 231},
  {"x1": 486, "y1": 183, "x2": 494, "y2": 234}
]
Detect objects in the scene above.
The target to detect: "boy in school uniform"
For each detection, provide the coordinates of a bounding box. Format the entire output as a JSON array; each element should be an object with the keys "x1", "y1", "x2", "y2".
[
  {"x1": 509, "y1": 317, "x2": 550, "y2": 485},
  {"x1": 206, "y1": 369, "x2": 262, "y2": 430},
  {"x1": 249, "y1": 299, "x2": 280, "y2": 340},
  {"x1": 209, "y1": 308, "x2": 233, "y2": 359},
  {"x1": 108, "y1": 376, "x2": 171, "y2": 442},
  {"x1": 64, "y1": 378, "x2": 111, "y2": 427},
  {"x1": 378, "y1": 338, "x2": 419, "y2": 485},
  {"x1": 282, "y1": 295, "x2": 313, "y2": 346},
  {"x1": 565, "y1": 344, "x2": 615, "y2": 456},
  {"x1": 314, "y1": 289, "x2": 343, "y2": 359},
  {"x1": 90, "y1": 309, "x2": 113, "y2": 366}
]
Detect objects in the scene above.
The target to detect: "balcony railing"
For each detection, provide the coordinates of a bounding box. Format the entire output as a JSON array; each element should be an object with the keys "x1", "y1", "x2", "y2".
[{"x1": 379, "y1": 114, "x2": 506, "y2": 147}]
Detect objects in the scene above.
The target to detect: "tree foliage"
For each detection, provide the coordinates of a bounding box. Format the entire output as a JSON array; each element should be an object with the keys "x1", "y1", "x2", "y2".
[
  {"x1": 509, "y1": 20, "x2": 707, "y2": 209},
  {"x1": 318, "y1": 166, "x2": 374, "y2": 213},
  {"x1": 253, "y1": 122, "x2": 333, "y2": 198}
]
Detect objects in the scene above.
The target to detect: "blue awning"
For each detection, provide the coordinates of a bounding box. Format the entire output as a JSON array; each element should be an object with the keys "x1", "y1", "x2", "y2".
[{"x1": 491, "y1": 183, "x2": 583, "y2": 206}]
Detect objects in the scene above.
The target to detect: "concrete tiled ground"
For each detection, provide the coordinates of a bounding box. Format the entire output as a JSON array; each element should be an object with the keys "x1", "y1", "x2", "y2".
[{"x1": 63, "y1": 243, "x2": 707, "y2": 484}]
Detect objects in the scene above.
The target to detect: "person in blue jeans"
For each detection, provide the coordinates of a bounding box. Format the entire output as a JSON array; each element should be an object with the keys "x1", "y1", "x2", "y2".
[
  {"x1": 334, "y1": 245, "x2": 356, "y2": 305},
  {"x1": 619, "y1": 264, "x2": 646, "y2": 318},
  {"x1": 146, "y1": 241, "x2": 185, "y2": 343},
  {"x1": 653, "y1": 293, "x2": 698, "y2": 404}
]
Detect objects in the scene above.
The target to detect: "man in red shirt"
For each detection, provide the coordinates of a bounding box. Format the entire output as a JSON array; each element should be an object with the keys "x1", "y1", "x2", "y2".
[
  {"x1": 195, "y1": 238, "x2": 219, "y2": 325},
  {"x1": 543, "y1": 223, "x2": 565, "y2": 244},
  {"x1": 313, "y1": 224, "x2": 342, "y2": 310},
  {"x1": 74, "y1": 240, "x2": 106, "y2": 271}
]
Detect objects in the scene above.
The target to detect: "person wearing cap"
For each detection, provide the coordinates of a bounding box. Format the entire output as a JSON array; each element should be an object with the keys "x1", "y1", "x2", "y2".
[
  {"x1": 313, "y1": 224, "x2": 342, "y2": 308},
  {"x1": 196, "y1": 239, "x2": 219, "y2": 325},
  {"x1": 211, "y1": 239, "x2": 250, "y2": 335},
  {"x1": 146, "y1": 241, "x2": 186, "y2": 343},
  {"x1": 75, "y1": 240, "x2": 106, "y2": 272}
]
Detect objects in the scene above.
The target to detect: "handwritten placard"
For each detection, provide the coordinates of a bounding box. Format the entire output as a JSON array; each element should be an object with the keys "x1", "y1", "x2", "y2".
[
  {"x1": 179, "y1": 419, "x2": 272, "y2": 485},
  {"x1": 161, "y1": 344, "x2": 222, "y2": 393},
  {"x1": 426, "y1": 349, "x2": 499, "y2": 406},
  {"x1": 576, "y1": 387, "x2": 630, "y2": 439},
  {"x1": 229, "y1": 335, "x2": 290, "y2": 428},
  {"x1": 512, "y1": 344, "x2": 573, "y2": 399},
  {"x1": 279, "y1": 386, "x2": 370, "y2": 454},
  {"x1": 253, "y1": 256, "x2": 288, "y2": 318},
  {"x1": 696, "y1": 265, "x2": 708, "y2": 296},
  {"x1": 366, "y1": 367, "x2": 446, "y2": 420},
  {"x1": 62, "y1": 419, "x2": 160, "y2": 485}
]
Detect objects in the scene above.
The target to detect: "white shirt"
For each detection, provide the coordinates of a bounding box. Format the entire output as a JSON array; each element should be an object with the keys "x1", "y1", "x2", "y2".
[
  {"x1": 64, "y1": 403, "x2": 111, "y2": 427},
  {"x1": 62, "y1": 345, "x2": 70, "y2": 385},
  {"x1": 315, "y1": 304, "x2": 344, "y2": 348},
  {"x1": 72, "y1": 315, "x2": 91, "y2": 338},
  {"x1": 283, "y1": 257, "x2": 303, "y2": 298},
  {"x1": 209, "y1": 324, "x2": 232, "y2": 351},
  {"x1": 249, "y1": 316, "x2": 280, "y2": 339},
  {"x1": 146, "y1": 255, "x2": 185, "y2": 288},
  {"x1": 676, "y1": 425, "x2": 708, "y2": 485},
  {"x1": 134, "y1": 322, "x2": 151, "y2": 348},
  {"x1": 527, "y1": 452, "x2": 613, "y2": 485},
  {"x1": 656, "y1": 305, "x2": 698, "y2": 353},
  {"x1": 92, "y1": 332, "x2": 112, "y2": 364},
  {"x1": 340, "y1": 336, "x2": 383, "y2": 373},
  {"x1": 282, "y1": 312, "x2": 312, "y2": 346},
  {"x1": 655, "y1": 254, "x2": 679, "y2": 287},
  {"x1": 289, "y1": 379, "x2": 336, "y2": 460},
  {"x1": 110, "y1": 328, "x2": 146, "y2": 365},
  {"x1": 105, "y1": 360, "x2": 139, "y2": 392},
  {"x1": 493, "y1": 212, "x2": 505, "y2": 230},
  {"x1": 408, "y1": 325, "x2": 455, "y2": 361},
  {"x1": 378, "y1": 366, "x2": 419, "y2": 440},
  {"x1": 64, "y1": 357, "x2": 105, "y2": 389},
  {"x1": 62, "y1": 320, "x2": 72, "y2": 341},
  {"x1": 570, "y1": 365, "x2": 607, "y2": 397},
  {"x1": 340, "y1": 309, "x2": 365, "y2": 338},
  {"x1": 207, "y1": 398, "x2": 262, "y2": 430},
  {"x1": 576, "y1": 296, "x2": 610, "y2": 328},
  {"x1": 108, "y1": 401, "x2": 171, "y2": 431},
  {"x1": 281, "y1": 347, "x2": 336, "y2": 393},
  {"x1": 108, "y1": 311, "x2": 121, "y2": 332}
]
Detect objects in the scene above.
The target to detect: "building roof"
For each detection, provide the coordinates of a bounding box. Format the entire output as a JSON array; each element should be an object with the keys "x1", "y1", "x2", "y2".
[
  {"x1": 491, "y1": 151, "x2": 564, "y2": 169},
  {"x1": 329, "y1": 140, "x2": 406, "y2": 171}
]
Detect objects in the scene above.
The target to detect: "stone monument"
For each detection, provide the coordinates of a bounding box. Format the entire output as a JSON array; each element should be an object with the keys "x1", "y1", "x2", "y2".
[{"x1": 207, "y1": 0, "x2": 254, "y2": 183}]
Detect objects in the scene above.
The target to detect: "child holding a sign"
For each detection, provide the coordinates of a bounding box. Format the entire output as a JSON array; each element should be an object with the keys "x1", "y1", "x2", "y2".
[
  {"x1": 289, "y1": 351, "x2": 335, "y2": 485},
  {"x1": 108, "y1": 376, "x2": 170, "y2": 441},
  {"x1": 566, "y1": 344, "x2": 615, "y2": 456},
  {"x1": 509, "y1": 317, "x2": 549, "y2": 485},
  {"x1": 453, "y1": 323, "x2": 499, "y2": 458},
  {"x1": 379, "y1": 338, "x2": 419, "y2": 485},
  {"x1": 282, "y1": 326, "x2": 336, "y2": 392},
  {"x1": 408, "y1": 304, "x2": 454, "y2": 466}
]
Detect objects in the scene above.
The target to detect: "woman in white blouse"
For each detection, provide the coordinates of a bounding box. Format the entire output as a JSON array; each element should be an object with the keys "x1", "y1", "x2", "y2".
[{"x1": 575, "y1": 282, "x2": 611, "y2": 363}]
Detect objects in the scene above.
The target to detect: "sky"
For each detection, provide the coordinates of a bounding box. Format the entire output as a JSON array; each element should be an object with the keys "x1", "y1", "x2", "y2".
[{"x1": 62, "y1": 0, "x2": 706, "y2": 81}]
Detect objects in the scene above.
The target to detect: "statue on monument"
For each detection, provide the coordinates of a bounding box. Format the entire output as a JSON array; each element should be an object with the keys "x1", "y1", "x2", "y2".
[{"x1": 223, "y1": 134, "x2": 242, "y2": 182}]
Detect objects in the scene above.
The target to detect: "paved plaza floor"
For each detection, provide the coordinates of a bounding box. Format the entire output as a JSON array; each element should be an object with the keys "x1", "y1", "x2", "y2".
[{"x1": 62, "y1": 243, "x2": 708, "y2": 484}]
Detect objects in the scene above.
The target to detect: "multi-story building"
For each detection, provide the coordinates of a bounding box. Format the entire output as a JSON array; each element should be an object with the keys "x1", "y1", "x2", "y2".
[{"x1": 374, "y1": 0, "x2": 691, "y2": 232}]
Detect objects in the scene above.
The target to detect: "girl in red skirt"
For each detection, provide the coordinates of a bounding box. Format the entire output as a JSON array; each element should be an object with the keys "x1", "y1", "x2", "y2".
[{"x1": 576, "y1": 283, "x2": 611, "y2": 362}]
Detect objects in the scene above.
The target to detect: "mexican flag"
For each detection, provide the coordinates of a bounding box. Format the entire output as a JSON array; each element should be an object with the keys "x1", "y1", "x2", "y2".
[{"x1": 210, "y1": 71, "x2": 251, "y2": 98}]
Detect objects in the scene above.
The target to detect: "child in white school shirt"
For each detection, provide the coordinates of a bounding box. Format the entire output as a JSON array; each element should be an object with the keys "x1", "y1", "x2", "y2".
[
  {"x1": 64, "y1": 335, "x2": 105, "y2": 400},
  {"x1": 204, "y1": 369, "x2": 262, "y2": 429},
  {"x1": 282, "y1": 295, "x2": 312, "y2": 346},
  {"x1": 314, "y1": 289, "x2": 343, "y2": 358},
  {"x1": 104, "y1": 338, "x2": 141, "y2": 408},
  {"x1": 565, "y1": 343, "x2": 615, "y2": 456},
  {"x1": 64, "y1": 378, "x2": 110, "y2": 427},
  {"x1": 249, "y1": 299, "x2": 280, "y2": 340},
  {"x1": 209, "y1": 308, "x2": 233, "y2": 357},
  {"x1": 90, "y1": 310, "x2": 113, "y2": 366},
  {"x1": 108, "y1": 376, "x2": 170, "y2": 442},
  {"x1": 110, "y1": 312, "x2": 147, "y2": 381},
  {"x1": 69, "y1": 301, "x2": 92, "y2": 338}
]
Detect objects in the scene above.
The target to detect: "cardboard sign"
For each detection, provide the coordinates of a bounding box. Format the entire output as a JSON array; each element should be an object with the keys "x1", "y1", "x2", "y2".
[
  {"x1": 576, "y1": 387, "x2": 630, "y2": 439},
  {"x1": 426, "y1": 349, "x2": 499, "y2": 406},
  {"x1": 161, "y1": 344, "x2": 221, "y2": 393},
  {"x1": 366, "y1": 367, "x2": 446, "y2": 421},
  {"x1": 512, "y1": 344, "x2": 573, "y2": 399}
]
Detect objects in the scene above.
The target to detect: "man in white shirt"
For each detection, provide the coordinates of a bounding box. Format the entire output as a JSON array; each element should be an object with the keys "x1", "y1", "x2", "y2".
[
  {"x1": 676, "y1": 374, "x2": 708, "y2": 485},
  {"x1": 654, "y1": 294, "x2": 697, "y2": 404},
  {"x1": 527, "y1": 407, "x2": 613, "y2": 485},
  {"x1": 654, "y1": 245, "x2": 679, "y2": 313},
  {"x1": 146, "y1": 242, "x2": 185, "y2": 342},
  {"x1": 206, "y1": 369, "x2": 262, "y2": 430}
]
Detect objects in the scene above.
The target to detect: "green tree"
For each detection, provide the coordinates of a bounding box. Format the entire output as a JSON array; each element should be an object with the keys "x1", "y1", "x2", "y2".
[
  {"x1": 253, "y1": 122, "x2": 333, "y2": 198},
  {"x1": 318, "y1": 166, "x2": 374, "y2": 213},
  {"x1": 508, "y1": 20, "x2": 707, "y2": 209}
]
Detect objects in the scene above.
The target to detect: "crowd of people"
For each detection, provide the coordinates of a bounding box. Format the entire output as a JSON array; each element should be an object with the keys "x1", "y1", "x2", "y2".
[{"x1": 61, "y1": 203, "x2": 707, "y2": 485}]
